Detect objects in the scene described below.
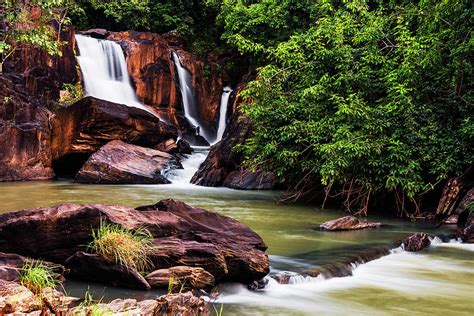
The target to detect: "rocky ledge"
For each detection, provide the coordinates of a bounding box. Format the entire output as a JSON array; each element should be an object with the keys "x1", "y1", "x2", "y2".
[{"x1": 0, "y1": 199, "x2": 269, "y2": 290}]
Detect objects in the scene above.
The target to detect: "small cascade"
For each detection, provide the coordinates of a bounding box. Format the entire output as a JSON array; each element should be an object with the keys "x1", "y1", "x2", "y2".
[
  {"x1": 211, "y1": 87, "x2": 233, "y2": 145},
  {"x1": 172, "y1": 52, "x2": 213, "y2": 143},
  {"x1": 75, "y1": 35, "x2": 153, "y2": 114},
  {"x1": 167, "y1": 147, "x2": 209, "y2": 185}
]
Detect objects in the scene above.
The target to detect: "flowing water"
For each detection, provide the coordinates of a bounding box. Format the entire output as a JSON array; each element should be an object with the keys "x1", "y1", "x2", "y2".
[
  {"x1": 172, "y1": 52, "x2": 214, "y2": 143},
  {"x1": 75, "y1": 35, "x2": 154, "y2": 114},
  {"x1": 0, "y1": 181, "x2": 472, "y2": 315},
  {"x1": 211, "y1": 87, "x2": 233, "y2": 145}
]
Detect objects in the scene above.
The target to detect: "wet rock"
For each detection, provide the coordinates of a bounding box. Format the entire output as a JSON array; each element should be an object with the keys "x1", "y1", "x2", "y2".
[
  {"x1": 0, "y1": 74, "x2": 54, "y2": 181},
  {"x1": 146, "y1": 266, "x2": 215, "y2": 290},
  {"x1": 76, "y1": 140, "x2": 177, "y2": 184},
  {"x1": 65, "y1": 252, "x2": 151, "y2": 290},
  {"x1": 0, "y1": 200, "x2": 269, "y2": 286},
  {"x1": 108, "y1": 31, "x2": 223, "y2": 132},
  {"x1": 462, "y1": 224, "x2": 474, "y2": 243},
  {"x1": 155, "y1": 138, "x2": 192, "y2": 155},
  {"x1": 320, "y1": 216, "x2": 382, "y2": 231},
  {"x1": 79, "y1": 28, "x2": 110, "y2": 39},
  {"x1": 444, "y1": 214, "x2": 458, "y2": 225},
  {"x1": 51, "y1": 96, "x2": 177, "y2": 175},
  {"x1": 155, "y1": 292, "x2": 208, "y2": 316},
  {"x1": 223, "y1": 170, "x2": 276, "y2": 190},
  {"x1": 191, "y1": 84, "x2": 277, "y2": 189},
  {"x1": 399, "y1": 233, "x2": 432, "y2": 252}
]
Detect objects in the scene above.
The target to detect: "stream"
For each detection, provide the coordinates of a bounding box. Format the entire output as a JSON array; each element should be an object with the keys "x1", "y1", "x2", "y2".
[{"x1": 0, "y1": 178, "x2": 472, "y2": 315}]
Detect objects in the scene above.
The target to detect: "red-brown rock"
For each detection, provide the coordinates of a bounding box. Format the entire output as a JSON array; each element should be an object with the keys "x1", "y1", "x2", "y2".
[
  {"x1": 75, "y1": 140, "x2": 178, "y2": 184},
  {"x1": 146, "y1": 266, "x2": 215, "y2": 290},
  {"x1": 0, "y1": 73, "x2": 54, "y2": 181},
  {"x1": 0, "y1": 200, "x2": 269, "y2": 285},
  {"x1": 108, "y1": 31, "x2": 223, "y2": 132},
  {"x1": 51, "y1": 96, "x2": 177, "y2": 176},
  {"x1": 399, "y1": 233, "x2": 432, "y2": 252},
  {"x1": 320, "y1": 216, "x2": 382, "y2": 231}
]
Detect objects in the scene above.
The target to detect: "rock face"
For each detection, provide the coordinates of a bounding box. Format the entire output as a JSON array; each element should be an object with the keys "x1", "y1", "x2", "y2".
[
  {"x1": 108, "y1": 31, "x2": 223, "y2": 132},
  {"x1": 191, "y1": 84, "x2": 277, "y2": 190},
  {"x1": 15, "y1": 23, "x2": 78, "y2": 101},
  {"x1": 399, "y1": 233, "x2": 432, "y2": 252},
  {"x1": 76, "y1": 140, "x2": 177, "y2": 184},
  {"x1": 51, "y1": 96, "x2": 177, "y2": 176},
  {"x1": 320, "y1": 216, "x2": 382, "y2": 231},
  {"x1": 146, "y1": 266, "x2": 215, "y2": 290},
  {"x1": 65, "y1": 252, "x2": 151, "y2": 290},
  {"x1": 0, "y1": 73, "x2": 54, "y2": 181},
  {"x1": 224, "y1": 170, "x2": 276, "y2": 190},
  {"x1": 0, "y1": 200, "x2": 269, "y2": 285}
]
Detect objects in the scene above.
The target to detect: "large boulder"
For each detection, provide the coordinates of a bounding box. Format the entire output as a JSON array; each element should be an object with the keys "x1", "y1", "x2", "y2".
[
  {"x1": 223, "y1": 170, "x2": 276, "y2": 190},
  {"x1": 0, "y1": 73, "x2": 54, "y2": 181},
  {"x1": 51, "y1": 96, "x2": 177, "y2": 176},
  {"x1": 0, "y1": 200, "x2": 269, "y2": 285},
  {"x1": 76, "y1": 140, "x2": 178, "y2": 184},
  {"x1": 320, "y1": 216, "x2": 382, "y2": 231}
]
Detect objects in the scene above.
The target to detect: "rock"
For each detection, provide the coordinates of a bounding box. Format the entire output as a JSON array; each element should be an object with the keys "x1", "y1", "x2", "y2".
[
  {"x1": 155, "y1": 292, "x2": 208, "y2": 316},
  {"x1": 444, "y1": 214, "x2": 458, "y2": 224},
  {"x1": 79, "y1": 28, "x2": 110, "y2": 39},
  {"x1": 223, "y1": 170, "x2": 276, "y2": 190},
  {"x1": 0, "y1": 73, "x2": 54, "y2": 181},
  {"x1": 436, "y1": 177, "x2": 463, "y2": 216},
  {"x1": 399, "y1": 233, "x2": 432, "y2": 252},
  {"x1": 15, "y1": 23, "x2": 78, "y2": 99},
  {"x1": 461, "y1": 223, "x2": 474, "y2": 243},
  {"x1": 320, "y1": 216, "x2": 382, "y2": 231},
  {"x1": 51, "y1": 96, "x2": 177, "y2": 176},
  {"x1": 0, "y1": 280, "x2": 40, "y2": 314},
  {"x1": 76, "y1": 140, "x2": 178, "y2": 184},
  {"x1": 0, "y1": 200, "x2": 269, "y2": 286},
  {"x1": 155, "y1": 138, "x2": 192, "y2": 155},
  {"x1": 146, "y1": 266, "x2": 215, "y2": 290},
  {"x1": 65, "y1": 252, "x2": 151, "y2": 290},
  {"x1": 108, "y1": 31, "x2": 223, "y2": 132},
  {"x1": 191, "y1": 83, "x2": 277, "y2": 189}
]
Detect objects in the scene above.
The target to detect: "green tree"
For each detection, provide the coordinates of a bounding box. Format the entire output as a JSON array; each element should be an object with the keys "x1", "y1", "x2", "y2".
[{"x1": 220, "y1": 0, "x2": 472, "y2": 215}]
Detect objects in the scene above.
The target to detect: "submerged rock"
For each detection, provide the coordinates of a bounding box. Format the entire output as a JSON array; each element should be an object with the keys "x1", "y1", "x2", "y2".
[
  {"x1": 399, "y1": 233, "x2": 432, "y2": 252},
  {"x1": 146, "y1": 266, "x2": 215, "y2": 290},
  {"x1": 320, "y1": 216, "x2": 382, "y2": 231},
  {"x1": 0, "y1": 200, "x2": 269, "y2": 288},
  {"x1": 76, "y1": 140, "x2": 178, "y2": 184}
]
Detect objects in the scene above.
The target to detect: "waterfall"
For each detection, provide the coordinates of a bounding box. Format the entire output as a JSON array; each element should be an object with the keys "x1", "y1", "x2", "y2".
[
  {"x1": 172, "y1": 52, "x2": 213, "y2": 143},
  {"x1": 166, "y1": 147, "x2": 209, "y2": 185},
  {"x1": 75, "y1": 35, "x2": 152, "y2": 114},
  {"x1": 211, "y1": 87, "x2": 233, "y2": 145}
]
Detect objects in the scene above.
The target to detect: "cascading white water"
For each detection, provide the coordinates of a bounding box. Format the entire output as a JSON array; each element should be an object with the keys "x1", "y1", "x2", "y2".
[
  {"x1": 211, "y1": 87, "x2": 233, "y2": 145},
  {"x1": 75, "y1": 35, "x2": 152, "y2": 113},
  {"x1": 166, "y1": 147, "x2": 209, "y2": 185},
  {"x1": 172, "y1": 52, "x2": 213, "y2": 143}
]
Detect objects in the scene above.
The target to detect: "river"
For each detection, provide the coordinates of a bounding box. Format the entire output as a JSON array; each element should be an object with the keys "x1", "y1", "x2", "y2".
[{"x1": 0, "y1": 179, "x2": 472, "y2": 315}]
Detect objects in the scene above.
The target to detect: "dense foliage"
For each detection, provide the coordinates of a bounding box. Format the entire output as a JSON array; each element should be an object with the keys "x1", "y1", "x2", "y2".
[
  {"x1": 0, "y1": 0, "x2": 72, "y2": 72},
  {"x1": 214, "y1": 0, "x2": 473, "y2": 214}
]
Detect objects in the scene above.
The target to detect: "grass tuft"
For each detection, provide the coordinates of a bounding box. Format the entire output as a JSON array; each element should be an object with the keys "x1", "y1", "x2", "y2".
[
  {"x1": 89, "y1": 219, "x2": 154, "y2": 272},
  {"x1": 19, "y1": 259, "x2": 60, "y2": 295}
]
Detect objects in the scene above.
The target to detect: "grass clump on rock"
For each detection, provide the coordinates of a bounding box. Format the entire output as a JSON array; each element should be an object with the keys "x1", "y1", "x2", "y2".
[
  {"x1": 19, "y1": 259, "x2": 60, "y2": 295},
  {"x1": 89, "y1": 220, "x2": 154, "y2": 272}
]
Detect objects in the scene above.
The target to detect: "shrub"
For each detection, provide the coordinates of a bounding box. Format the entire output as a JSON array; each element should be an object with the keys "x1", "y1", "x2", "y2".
[
  {"x1": 59, "y1": 83, "x2": 84, "y2": 104},
  {"x1": 89, "y1": 220, "x2": 154, "y2": 272}
]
